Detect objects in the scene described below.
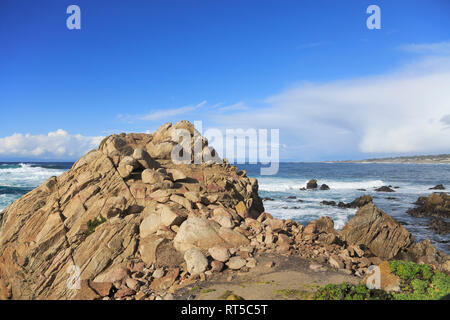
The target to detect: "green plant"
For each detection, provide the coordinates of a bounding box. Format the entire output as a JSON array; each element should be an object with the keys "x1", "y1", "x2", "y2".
[
  {"x1": 85, "y1": 215, "x2": 106, "y2": 236},
  {"x1": 313, "y1": 261, "x2": 450, "y2": 300}
]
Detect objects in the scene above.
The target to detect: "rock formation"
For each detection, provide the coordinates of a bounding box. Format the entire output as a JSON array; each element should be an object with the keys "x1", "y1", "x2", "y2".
[
  {"x1": 0, "y1": 121, "x2": 448, "y2": 300},
  {"x1": 0, "y1": 121, "x2": 263, "y2": 300}
]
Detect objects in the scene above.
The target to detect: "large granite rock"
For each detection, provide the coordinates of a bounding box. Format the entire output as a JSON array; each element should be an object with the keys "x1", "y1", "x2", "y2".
[
  {"x1": 340, "y1": 203, "x2": 414, "y2": 260},
  {"x1": 0, "y1": 121, "x2": 264, "y2": 300}
]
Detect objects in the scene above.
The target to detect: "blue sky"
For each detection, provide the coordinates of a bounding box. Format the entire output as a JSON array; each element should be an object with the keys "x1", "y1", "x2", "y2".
[{"x1": 1, "y1": 0, "x2": 450, "y2": 161}]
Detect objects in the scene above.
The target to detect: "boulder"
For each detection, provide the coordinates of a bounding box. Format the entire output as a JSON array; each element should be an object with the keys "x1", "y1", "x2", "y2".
[
  {"x1": 132, "y1": 148, "x2": 158, "y2": 169},
  {"x1": 306, "y1": 179, "x2": 318, "y2": 189},
  {"x1": 184, "y1": 248, "x2": 208, "y2": 275},
  {"x1": 141, "y1": 169, "x2": 165, "y2": 184},
  {"x1": 429, "y1": 184, "x2": 445, "y2": 190},
  {"x1": 407, "y1": 193, "x2": 449, "y2": 219},
  {"x1": 320, "y1": 184, "x2": 330, "y2": 190},
  {"x1": 208, "y1": 247, "x2": 230, "y2": 262},
  {"x1": 173, "y1": 217, "x2": 249, "y2": 253},
  {"x1": 226, "y1": 256, "x2": 247, "y2": 270},
  {"x1": 167, "y1": 169, "x2": 187, "y2": 181},
  {"x1": 340, "y1": 203, "x2": 414, "y2": 260}
]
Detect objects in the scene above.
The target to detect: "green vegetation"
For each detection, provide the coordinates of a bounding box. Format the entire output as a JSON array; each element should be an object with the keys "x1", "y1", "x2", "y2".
[
  {"x1": 389, "y1": 260, "x2": 450, "y2": 300},
  {"x1": 313, "y1": 283, "x2": 390, "y2": 300},
  {"x1": 313, "y1": 260, "x2": 450, "y2": 300},
  {"x1": 200, "y1": 288, "x2": 216, "y2": 294},
  {"x1": 273, "y1": 289, "x2": 311, "y2": 299},
  {"x1": 85, "y1": 215, "x2": 106, "y2": 236}
]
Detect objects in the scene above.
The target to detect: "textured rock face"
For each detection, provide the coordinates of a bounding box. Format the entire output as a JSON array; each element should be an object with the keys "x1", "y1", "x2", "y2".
[
  {"x1": 407, "y1": 193, "x2": 449, "y2": 219},
  {"x1": 340, "y1": 203, "x2": 414, "y2": 260},
  {"x1": 0, "y1": 121, "x2": 264, "y2": 300}
]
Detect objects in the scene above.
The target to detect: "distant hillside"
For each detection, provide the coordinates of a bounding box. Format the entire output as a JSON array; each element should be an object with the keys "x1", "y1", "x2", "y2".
[{"x1": 331, "y1": 154, "x2": 450, "y2": 164}]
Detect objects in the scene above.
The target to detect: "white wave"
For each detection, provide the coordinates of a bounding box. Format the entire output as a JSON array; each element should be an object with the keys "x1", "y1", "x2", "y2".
[
  {"x1": 0, "y1": 163, "x2": 66, "y2": 188},
  {"x1": 263, "y1": 201, "x2": 356, "y2": 230},
  {"x1": 258, "y1": 177, "x2": 385, "y2": 192}
]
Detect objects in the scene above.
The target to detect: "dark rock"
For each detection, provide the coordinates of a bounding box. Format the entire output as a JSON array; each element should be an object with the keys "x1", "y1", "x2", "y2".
[
  {"x1": 428, "y1": 217, "x2": 450, "y2": 235},
  {"x1": 263, "y1": 197, "x2": 274, "y2": 201},
  {"x1": 375, "y1": 186, "x2": 395, "y2": 192},
  {"x1": 429, "y1": 184, "x2": 445, "y2": 190},
  {"x1": 407, "y1": 193, "x2": 449, "y2": 219},
  {"x1": 320, "y1": 184, "x2": 330, "y2": 190},
  {"x1": 357, "y1": 189, "x2": 366, "y2": 191},
  {"x1": 287, "y1": 196, "x2": 297, "y2": 199},
  {"x1": 306, "y1": 179, "x2": 318, "y2": 189},
  {"x1": 322, "y1": 195, "x2": 373, "y2": 209}
]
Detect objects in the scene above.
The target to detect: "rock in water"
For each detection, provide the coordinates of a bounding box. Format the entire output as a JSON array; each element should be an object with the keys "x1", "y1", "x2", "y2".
[
  {"x1": 429, "y1": 184, "x2": 445, "y2": 190},
  {"x1": 340, "y1": 203, "x2": 414, "y2": 260},
  {"x1": 319, "y1": 184, "x2": 330, "y2": 190},
  {"x1": 0, "y1": 121, "x2": 264, "y2": 300},
  {"x1": 407, "y1": 193, "x2": 449, "y2": 219},
  {"x1": 374, "y1": 186, "x2": 395, "y2": 192},
  {"x1": 306, "y1": 179, "x2": 318, "y2": 189}
]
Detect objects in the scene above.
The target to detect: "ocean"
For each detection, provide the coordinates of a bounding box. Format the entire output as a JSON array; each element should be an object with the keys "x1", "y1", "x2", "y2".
[{"x1": 1, "y1": 162, "x2": 449, "y2": 254}]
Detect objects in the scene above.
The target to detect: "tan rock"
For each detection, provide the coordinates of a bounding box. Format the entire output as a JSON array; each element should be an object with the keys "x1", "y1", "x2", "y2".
[
  {"x1": 173, "y1": 217, "x2": 249, "y2": 253},
  {"x1": 167, "y1": 169, "x2": 187, "y2": 181},
  {"x1": 208, "y1": 247, "x2": 230, "y2": 262},
  {"x1": 184, "y1": 248, "x2": 208, "y2": 275}
]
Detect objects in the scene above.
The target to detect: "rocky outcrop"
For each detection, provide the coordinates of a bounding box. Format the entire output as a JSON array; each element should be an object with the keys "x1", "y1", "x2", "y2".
[
  {"x1": 306, "y1": 179, "x2": 318, "y2": 189},
  {"x1": 340, "y1": 203, "x2": 449, "y2": 268},
  {"x1": 340, "y1": 203, "x2": 414, "y2": 260},
  {"x1": 374, "y1": 186, "x2": 395, "y2": 192},
  {"x1": 429, "y1": 184, "x2": 445, "y2": 190},
  {"x1": 407, "y1": 193, "x2": 449, "y2": 219},
  {"x1": 0, "y1": 121, "x2": 264, "y2": 300},
  {"x1": 321, "y1": 195, "x2": 373, "y2": 209}
]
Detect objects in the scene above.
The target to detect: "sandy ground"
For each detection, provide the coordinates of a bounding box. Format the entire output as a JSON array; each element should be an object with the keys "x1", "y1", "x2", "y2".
[{"x1": 175, "y1": 253, "x2": 360, "y2": 300}]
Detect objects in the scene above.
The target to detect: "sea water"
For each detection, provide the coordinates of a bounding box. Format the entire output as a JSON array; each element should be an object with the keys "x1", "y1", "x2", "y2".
[{"x1": 1, "y1": 162, "x2": 449, "y2": 253}]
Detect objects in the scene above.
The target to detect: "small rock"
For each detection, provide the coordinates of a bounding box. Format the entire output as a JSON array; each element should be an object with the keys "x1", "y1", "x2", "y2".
[
  {"x1": 320, "y1": 184, "x2": 330, "y2": 190},
  {"x1": 429, "y1": 184, "x2": 445, "y2": 190},
  {"x1": 153, "y1": 268, "x2": 165, "y2": 279},
  {"x1": 185, "y1": 248, "x2": 208, "y2": 275},
  {"x1": 208, "y1": 247, "x2": 230, "y2": 263},
  {"x1": 211, "y1": 260, "x2": 224, "y2": 272},
  {"x1": 226, "y1": 256, "x2": 247, "y2": 270}
]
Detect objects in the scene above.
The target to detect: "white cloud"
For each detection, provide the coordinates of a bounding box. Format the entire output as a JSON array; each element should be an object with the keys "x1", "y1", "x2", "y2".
[
  {"x1": 119, "y1": 101, "x2": 208, "y2": 123},
  {"x1": 0, "y1": 129, "x2": 104, "y2": 160},
  {"x1": 209, "y1": 47, "x2": 450, "y2": 159},
  {"x1": 400, "y1": 41, "x2": 450, "y2": 55}
]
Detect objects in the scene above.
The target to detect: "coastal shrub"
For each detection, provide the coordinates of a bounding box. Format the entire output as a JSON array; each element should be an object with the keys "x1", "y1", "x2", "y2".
[
  {"x1": 313, "y1": 261, "x2": 450, "y2": 300},
  {"x1": 85, "y1": 215, "x2": 106, "y2": 236}
]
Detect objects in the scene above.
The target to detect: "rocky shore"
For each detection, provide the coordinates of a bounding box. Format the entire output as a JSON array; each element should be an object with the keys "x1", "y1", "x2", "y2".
[{"x1": 0, "y1": 121, "x2": 448, "y2": 300}]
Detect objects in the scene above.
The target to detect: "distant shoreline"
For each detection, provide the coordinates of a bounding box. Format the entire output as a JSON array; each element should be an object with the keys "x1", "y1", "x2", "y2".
[{"x1": 326, "y1": 154, "x2": 450, "y2": 164}]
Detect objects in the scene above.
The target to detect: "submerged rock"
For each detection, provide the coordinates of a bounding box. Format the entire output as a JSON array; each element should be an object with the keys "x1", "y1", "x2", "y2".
[
  {"x1": 429, "y1": 184, "x2": 445, "y2": 190},
  {"x1": 375, "y1": 186, "x2": 395, "y2": 192}
]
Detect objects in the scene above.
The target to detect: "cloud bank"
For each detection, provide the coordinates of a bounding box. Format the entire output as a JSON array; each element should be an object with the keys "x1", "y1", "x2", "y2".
[
  {"x1": 209, "y1": 52, "x2": 450, "y2": 160},
  {"x1": 0, "y1": 130, "x2": 104, "y2": 160}
]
